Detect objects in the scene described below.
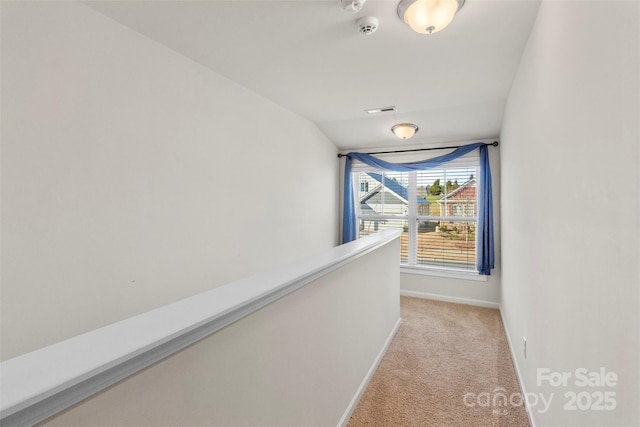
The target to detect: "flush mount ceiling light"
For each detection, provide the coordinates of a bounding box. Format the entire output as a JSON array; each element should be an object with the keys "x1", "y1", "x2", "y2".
[
  {"x1": 391, "y1": 123, "x2": 419, "y2": 139},
  {"x1": 397, "y1": 0, "x2": 465, "y2": 34}
]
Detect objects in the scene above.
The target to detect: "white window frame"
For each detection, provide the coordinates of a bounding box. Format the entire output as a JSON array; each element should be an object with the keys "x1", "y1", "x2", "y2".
[{"x1": 351, "y1": 155, "x2": 487, "y2": 281}]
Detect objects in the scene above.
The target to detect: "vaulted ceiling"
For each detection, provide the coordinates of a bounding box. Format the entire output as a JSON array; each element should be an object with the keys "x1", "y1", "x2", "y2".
[{"x1": 84, "y1": 0, "x2": 541, "y2": 151}]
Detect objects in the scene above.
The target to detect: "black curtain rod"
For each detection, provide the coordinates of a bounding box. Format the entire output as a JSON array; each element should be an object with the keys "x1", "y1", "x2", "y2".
[{"x1": 337, "y1": 141, "x2": 499, "y2": 158}]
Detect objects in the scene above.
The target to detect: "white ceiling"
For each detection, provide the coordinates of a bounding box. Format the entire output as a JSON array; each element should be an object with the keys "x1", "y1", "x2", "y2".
[{"x1": 84, "y1": 0, "x2": 541, "y2": 151}]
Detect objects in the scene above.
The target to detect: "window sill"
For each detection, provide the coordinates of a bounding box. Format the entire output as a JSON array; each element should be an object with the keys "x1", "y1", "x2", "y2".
[{"x1": 400, "y1": 265, "x2": 488, "y2": 282}]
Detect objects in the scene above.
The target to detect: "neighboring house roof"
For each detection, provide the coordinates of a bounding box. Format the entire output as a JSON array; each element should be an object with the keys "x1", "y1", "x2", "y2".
[
  {"x1": 359, "y1": 203, "x2": 378, "y2": 215},
  {"x1": 437, "y1": 178, "x2": 476, "y2": 203},
  {"x1": 361, "y1": 173, "x2": 429, "y2": 206}
]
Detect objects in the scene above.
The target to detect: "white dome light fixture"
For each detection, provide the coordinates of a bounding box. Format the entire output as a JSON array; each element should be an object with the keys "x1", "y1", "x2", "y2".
[
  {"x1": 397, "y1": 0, "x2": 465, "y2": 35},
  {"x1": 391, "y1": 123, "x2": 419, "y2": 139}
]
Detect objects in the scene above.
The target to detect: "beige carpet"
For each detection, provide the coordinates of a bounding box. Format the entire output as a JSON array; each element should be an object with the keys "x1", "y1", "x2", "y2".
[{"x1": 347, "y1": 297, "x2": 530, "y2": 427}]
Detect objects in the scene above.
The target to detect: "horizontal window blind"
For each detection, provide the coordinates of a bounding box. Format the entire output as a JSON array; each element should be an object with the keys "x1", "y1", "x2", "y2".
[{"x1": 354, "y1": 160, "x2": 479, "y2": 272}]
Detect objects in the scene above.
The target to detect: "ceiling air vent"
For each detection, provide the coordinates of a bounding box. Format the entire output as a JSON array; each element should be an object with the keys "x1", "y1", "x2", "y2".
[{"x1": 365, "y1": 106, "x2": 397, "y2": 114}]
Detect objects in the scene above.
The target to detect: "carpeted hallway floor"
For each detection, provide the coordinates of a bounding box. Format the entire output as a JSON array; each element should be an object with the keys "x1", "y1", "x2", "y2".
[{"x1": 347, "y1": 296, "x2": 530, "y2": 427}]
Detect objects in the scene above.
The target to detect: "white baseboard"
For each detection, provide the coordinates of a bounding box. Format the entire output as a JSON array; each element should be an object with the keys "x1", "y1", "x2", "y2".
[
  {"x1": 337, "y1": 298, "x2": 533, "y2": 427},
  {"x1": 337, "y1": 317, "x2": 403, "y2": 427},
  {"x1": 498, "y1": 304, "x2": 536, "y2": 427},
  {"x1": 400, "y1": 290, "x2": 500, "y2": 309},
  {"x1": 398, "y1": 293, "x2": 532, "y2": 425}
]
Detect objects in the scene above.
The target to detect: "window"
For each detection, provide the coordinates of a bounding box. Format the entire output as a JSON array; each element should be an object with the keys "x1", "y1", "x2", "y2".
[{"x1": 353, "y1": 158, "x2": 479, "y2": 273}]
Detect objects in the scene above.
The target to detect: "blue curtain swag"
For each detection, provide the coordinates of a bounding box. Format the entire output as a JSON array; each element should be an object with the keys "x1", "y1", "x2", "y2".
[{"x1": 342, "y1": 142, "x2": 494, "y2": 275}]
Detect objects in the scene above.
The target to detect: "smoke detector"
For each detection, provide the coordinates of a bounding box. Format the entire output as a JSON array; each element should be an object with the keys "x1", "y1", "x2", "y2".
[
  {"x1": 356, "y1": 16, "x2": 379, "y2": 35},
  {"x1": 340, "y1": 0, "x2": 367, "y2": 13}
]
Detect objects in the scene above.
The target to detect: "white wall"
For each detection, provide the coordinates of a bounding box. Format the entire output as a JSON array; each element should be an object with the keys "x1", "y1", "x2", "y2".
[
  {"x1": 500, "y1": 1, "x2": 639, "y2": 426},
  {"x1": 1, "y1": 1, "x2": 339, "y2": 361}
]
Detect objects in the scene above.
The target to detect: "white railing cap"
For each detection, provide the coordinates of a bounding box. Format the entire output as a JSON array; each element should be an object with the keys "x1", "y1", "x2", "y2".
[{"x1": 0, "y1": 229, "x2": 401, "y2": 426}]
